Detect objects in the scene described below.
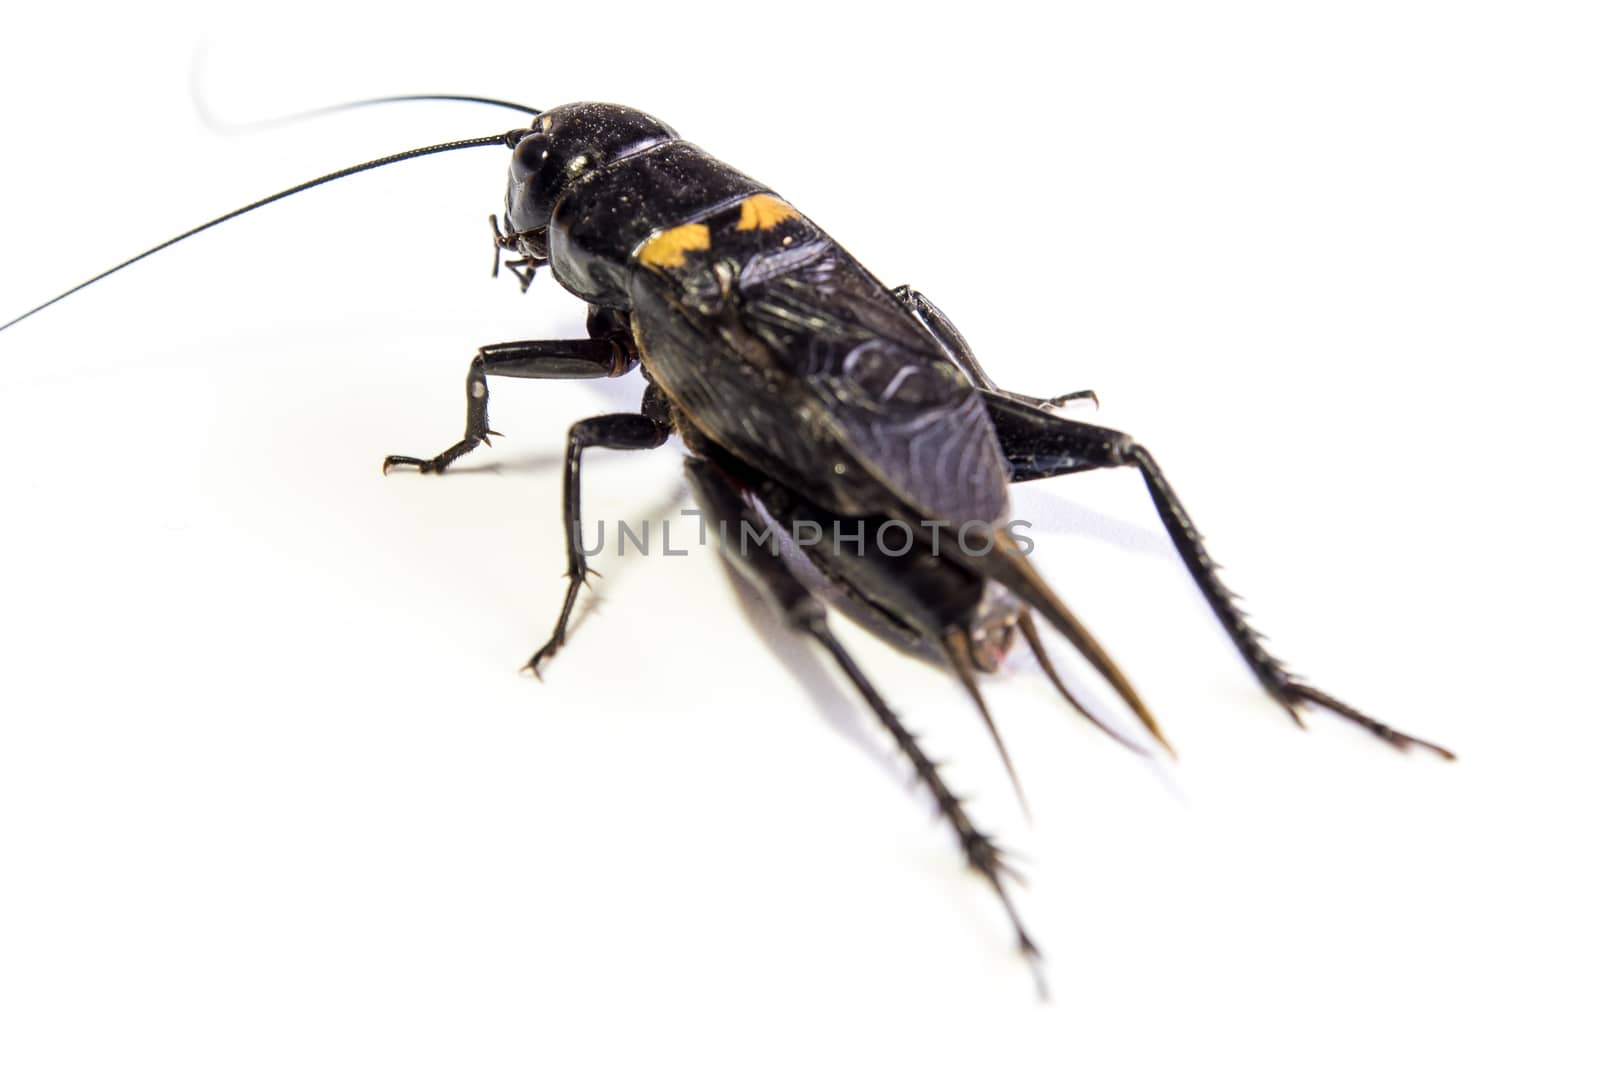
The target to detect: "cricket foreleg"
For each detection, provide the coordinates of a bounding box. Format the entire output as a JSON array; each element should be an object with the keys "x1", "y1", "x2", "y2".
[
  {"x1": 980, "y1": 392, "x2": 1454, "y2": 759},
  {"x1": 892, "y1": 285, "x2": 1097, "y2": 412},
  {"x1": 523, "y1": 412, "x2": 671, "y2": 676},
  {"x1": 681, "y1": 456, "x2": 1045, "y2": 993},
  {"x1": 382, "y1": 321, "x2": 637, "y2": 474}
]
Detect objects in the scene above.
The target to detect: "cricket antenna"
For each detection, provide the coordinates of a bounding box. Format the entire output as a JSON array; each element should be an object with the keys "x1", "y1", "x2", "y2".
[
  {"x1": 195, "y1": 93, "x2": 543, "y2": 132},
  {"x1": 0, "y1": 128, "x2": 527, "y2": 334}
]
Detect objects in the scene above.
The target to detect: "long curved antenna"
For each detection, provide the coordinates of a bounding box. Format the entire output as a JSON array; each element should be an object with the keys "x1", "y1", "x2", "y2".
[
  {"x1": 0, "y1": 131, "x2": 522, "y2": 334},
  {"x1": 196, "y1": 93, "x2": 543, "y2": 133}
]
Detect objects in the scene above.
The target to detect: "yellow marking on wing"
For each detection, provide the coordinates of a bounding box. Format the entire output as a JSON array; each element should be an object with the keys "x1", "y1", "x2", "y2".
[
  {"x1": 637, "y1": 223, "x2": 712, "y2": 268},
  {"x1": 735, "y1": 193, "x2": 800, "y2": 231}
]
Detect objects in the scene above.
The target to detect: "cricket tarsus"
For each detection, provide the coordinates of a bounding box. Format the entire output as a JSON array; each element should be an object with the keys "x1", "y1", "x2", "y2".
[
  {"x1": 382, "y1": 430, "x2": 500, "y2": 475},
  {"x1": 1045, "y1": 389, "x2": 1100, "y2": 411},
  {"x1": 1283, "y1": 683, "x2": 1456, "y2": 760},
  {"x1": 524, "y1": 570, "x2": 589, "y2": 678}
]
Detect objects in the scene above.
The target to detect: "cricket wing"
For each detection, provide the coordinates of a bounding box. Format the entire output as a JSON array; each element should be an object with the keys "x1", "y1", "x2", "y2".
[{"x1": 630, "y1": 234, "x2": 1012, "y2": 528}]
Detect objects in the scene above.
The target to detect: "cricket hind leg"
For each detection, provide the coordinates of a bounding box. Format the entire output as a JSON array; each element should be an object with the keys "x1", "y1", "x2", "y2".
[
  {"x1": 681, "y1": 455, "x2": 1046, "y2": 993},
  {"x1": 979, "y1": 391, "x2": 1455, "y2": 759},
  {"x1": 892, "y1": 285, "x2": 1097, "y2": 412},
  {"x1": 712, "y1": 470, "x2": 1050, "y2": 808},
  {"x1": 523, "y1": 402, "x2": 672, "y2": 676},
  {"x1": 383, "y1": 307, "x2": 638, "y2": 474}
]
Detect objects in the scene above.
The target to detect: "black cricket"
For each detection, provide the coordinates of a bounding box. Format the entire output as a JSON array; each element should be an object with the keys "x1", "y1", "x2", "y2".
[{"x1": 2, "y1": 98, "x2": 1453, "y2": 991}]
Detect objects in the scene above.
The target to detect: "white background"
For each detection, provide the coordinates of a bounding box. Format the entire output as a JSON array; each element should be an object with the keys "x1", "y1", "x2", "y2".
[{"x1": 1, "y1": 2, "x2": 1595, "y2": 1064}]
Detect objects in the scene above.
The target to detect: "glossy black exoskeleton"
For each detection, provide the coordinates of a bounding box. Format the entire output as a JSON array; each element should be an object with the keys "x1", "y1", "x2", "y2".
[{"x1": 1, "y1": 98, "x2": 1454, "y2": 995}]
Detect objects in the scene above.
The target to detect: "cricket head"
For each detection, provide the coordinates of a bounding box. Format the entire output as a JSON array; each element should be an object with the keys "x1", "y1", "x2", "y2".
[{"x1": 502, "y1": 102, "x2": 678, "y2": 254}]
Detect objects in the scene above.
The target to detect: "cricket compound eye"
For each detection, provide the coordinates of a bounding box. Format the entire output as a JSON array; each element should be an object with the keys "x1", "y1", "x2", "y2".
[
  {"x1": 506, "y1": 130, "x2": 559, "y2": 234},
  {"x1": 510, "y1": 130, "x2": 548, "y2": 183}
]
